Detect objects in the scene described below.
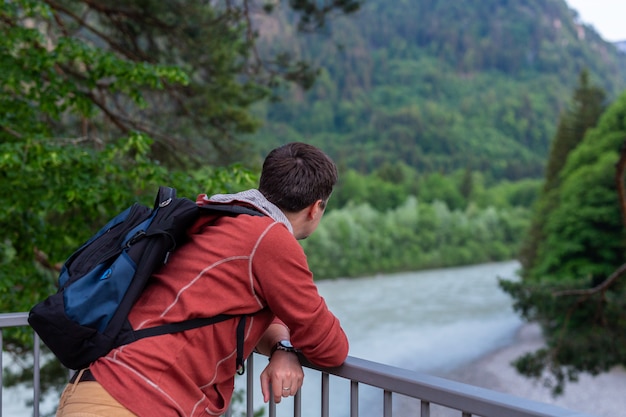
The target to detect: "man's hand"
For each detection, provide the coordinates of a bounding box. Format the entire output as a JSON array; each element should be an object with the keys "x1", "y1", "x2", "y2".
[{"x1": 260, "y1": 351, "x2": 304, "y2": 403}]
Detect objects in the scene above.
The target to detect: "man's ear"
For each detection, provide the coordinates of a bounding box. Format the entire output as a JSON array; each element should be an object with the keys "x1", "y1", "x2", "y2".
[{"x1": 307, "y1": 199, "x2": 324, "y2": 220}]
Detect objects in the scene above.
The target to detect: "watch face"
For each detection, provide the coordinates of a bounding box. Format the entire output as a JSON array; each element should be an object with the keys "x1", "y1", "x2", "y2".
[{"x1": 271, "y1": 340, "x2": 297, "y2": 357}]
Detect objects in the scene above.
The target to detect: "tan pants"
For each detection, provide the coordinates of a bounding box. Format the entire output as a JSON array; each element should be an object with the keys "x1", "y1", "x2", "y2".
[{"x1": 56, "y1": 380, "x2": 137, "y2": 417}]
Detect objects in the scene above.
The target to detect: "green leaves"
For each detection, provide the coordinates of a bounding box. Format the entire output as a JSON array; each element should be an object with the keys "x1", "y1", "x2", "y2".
[
  {"x1": 0, "y1": 133, "x2": 257, "y2": 315},
  {"x1": 302, "y1": 196, "x2": 530, "y2": 279},
  {"x1": 504, "y1": 86, "x2": 626, "y2": 395},
  {"x1": 0, "y1": 0, "x2": 360, "y2": 319},
  {"x1": 0, "y1": 0, "x2": 361, "y2": 166},
  {"x1": 0, "y1": 1, "x2": 190, "y2": 144}
]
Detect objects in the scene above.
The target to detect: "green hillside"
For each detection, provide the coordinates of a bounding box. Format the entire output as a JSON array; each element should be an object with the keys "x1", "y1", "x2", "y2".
[{"x1": 252, "y1": 0, "x2": 626, "y2": 181}]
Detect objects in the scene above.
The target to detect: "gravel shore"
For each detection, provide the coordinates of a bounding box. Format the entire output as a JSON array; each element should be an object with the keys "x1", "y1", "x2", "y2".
[{"x1": 396, "y1": 324, "x2": 626, "y2": 417}]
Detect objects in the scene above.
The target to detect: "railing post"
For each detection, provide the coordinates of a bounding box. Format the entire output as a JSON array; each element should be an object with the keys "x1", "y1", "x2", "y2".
[
  {"x1": 321, "y1": 372, "x2": 330, "y2": 417},
  {"x1": 1, "y1": 330, "x2": 3, "y2": 417},
  {"x1": 268, "y1": 386, "x2": 276, "y2": 417},
  {"x1": 383, "y1": 390, "x2": 392, "y2": 417},
  {"x1": 350, "y1": 380, "x2": 358, "y2": 417},
  {"x1": 294, "y1": 388, "x2": 302, "y2": 417},
  {"x1": 246, "y1": 354, "x2": 254, "y2": 417},
  {"x1": 33, "y1": 333, "x2": 41, "y2": 417}
]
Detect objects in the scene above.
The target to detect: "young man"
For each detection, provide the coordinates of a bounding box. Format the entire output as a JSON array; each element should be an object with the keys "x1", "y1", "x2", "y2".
[{"x1": 56, "y1": 142, "x2": 349, "y2": 417}]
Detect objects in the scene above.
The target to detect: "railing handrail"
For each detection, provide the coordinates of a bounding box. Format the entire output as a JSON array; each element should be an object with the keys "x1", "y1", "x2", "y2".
[
  {"x1": 300, "y1": 356, "x2": 595, "y2": 417},
  {"x1": 1, "y1": 312, "x2": 598, "y2": 417},
  {"x1": 0, "y1": 312, "x2": 30, "y2": 327}
]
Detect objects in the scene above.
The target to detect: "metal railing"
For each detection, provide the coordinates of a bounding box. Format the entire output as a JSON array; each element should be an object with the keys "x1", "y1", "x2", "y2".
[{"x1": 1, "y1": 313, "x2": 597, "y2": 417}]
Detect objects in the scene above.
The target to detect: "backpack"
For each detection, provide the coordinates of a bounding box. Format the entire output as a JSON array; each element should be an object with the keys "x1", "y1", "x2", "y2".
[{"x1": 28, "y1": 186, "x2": 263, "y2": 372}]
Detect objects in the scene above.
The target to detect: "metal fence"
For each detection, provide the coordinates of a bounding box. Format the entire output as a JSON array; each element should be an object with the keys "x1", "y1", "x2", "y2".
[{"x1": 1, "y1": 312, "x2": 597, "y2": 417}]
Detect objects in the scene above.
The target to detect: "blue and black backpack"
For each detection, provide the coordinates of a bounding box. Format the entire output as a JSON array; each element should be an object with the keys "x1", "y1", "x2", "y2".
[{"x1": 28, "y1": 186, "x2": 262, "y2": 372}]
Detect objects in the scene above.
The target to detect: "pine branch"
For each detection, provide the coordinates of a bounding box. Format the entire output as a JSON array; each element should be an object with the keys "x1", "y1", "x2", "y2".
[{"x1": 552, "y1": 138, "x2": 626, "y2": 298}]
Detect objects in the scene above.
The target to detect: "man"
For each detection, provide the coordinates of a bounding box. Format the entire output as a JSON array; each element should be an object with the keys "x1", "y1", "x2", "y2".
[{"x1": 56, "y1": 142, "x2": 349, "y2": 416}]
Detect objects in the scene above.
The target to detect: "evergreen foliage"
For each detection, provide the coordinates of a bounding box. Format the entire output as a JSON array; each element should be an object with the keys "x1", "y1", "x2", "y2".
[
  {"x1": 501, "y1": 90, "x2": 626, "y2": 395},
  {"x1": 0, "y1": 0, "x2": 361, "y2": 167},
  {"x1": 519, "y1": 70, "x2": 607, "y2": 278}
]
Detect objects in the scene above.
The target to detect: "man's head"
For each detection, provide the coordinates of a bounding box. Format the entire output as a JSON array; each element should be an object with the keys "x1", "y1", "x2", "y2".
[{"x1": 259, "y1": 142, "x2": 337, "y2": 213}]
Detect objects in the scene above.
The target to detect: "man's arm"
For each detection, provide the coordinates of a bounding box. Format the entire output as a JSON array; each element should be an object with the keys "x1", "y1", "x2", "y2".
[
  {"x1": 257, "y1": 322, "x2": 304, "y2": 403},
  {"x1": 253, "y1": 227, "x2": 350, "y2": 367}
]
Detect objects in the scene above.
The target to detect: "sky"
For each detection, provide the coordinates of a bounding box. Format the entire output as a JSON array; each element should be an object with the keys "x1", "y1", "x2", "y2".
[{"x1": 566, "y1": 0, "x2": 626, "y2": 42}]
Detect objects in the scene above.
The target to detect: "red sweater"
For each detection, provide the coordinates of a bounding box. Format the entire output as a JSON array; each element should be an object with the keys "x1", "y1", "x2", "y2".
[{"x1": 90, "y1": 194, "x2": 348, "y2": 416}]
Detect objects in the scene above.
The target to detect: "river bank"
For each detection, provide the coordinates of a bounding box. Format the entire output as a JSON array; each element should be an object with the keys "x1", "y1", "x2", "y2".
[{"x1": 397, "y1": 323, "x2": 626, "y2": 417}]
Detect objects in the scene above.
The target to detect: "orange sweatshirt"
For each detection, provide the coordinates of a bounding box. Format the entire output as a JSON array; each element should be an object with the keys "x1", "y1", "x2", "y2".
[{"x1": 90, "y1": 190, "x2": 348, "y2": 416}]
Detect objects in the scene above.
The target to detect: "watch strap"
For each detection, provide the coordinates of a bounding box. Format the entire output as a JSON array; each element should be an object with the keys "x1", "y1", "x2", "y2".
[{"x1": 270, "y1": 340, "x2": 297, "y2": 357}]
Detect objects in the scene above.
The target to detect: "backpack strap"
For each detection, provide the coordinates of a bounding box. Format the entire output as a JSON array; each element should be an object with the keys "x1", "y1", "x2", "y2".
[
  {"x1": 235, "y1": 316, "x2": 246, "y2": 375},
  {"x1": 199, "y1": 203, "x2": 264, "y2": 217},
  {"x1": 132, "y1": 314, "x2": 236, "y2": 339},
  {"x1": 132, "y1": 314, "x2": 248, "y2": 374},
  {"x1": 192, "y1": 203, "x2": 265, "y2": 235}
]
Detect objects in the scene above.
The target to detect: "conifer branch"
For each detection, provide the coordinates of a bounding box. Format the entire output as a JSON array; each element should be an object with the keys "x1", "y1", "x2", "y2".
[{"x1": 552, "y1": 139, "x2": 626, "y2": 298}]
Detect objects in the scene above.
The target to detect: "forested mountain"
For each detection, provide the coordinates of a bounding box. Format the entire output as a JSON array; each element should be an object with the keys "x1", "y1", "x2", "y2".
[{"x1": 252, "y1": 0, "x2": 626, "y2": 181}]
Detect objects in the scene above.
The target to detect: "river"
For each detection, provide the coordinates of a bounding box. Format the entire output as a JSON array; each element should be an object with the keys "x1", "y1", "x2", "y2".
[
  {"x1": 316, "y1": 260, "x2": 522, "y2": 372},
  {"x1": 4, "y1": 260, "x2": 522, "y2": 416},
  {"x1": 243, "y1": 260, "x2": 523, "y2": 417}
]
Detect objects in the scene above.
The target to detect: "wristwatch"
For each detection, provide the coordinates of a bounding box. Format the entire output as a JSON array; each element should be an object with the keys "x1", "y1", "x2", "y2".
[{"x1": 270, "y1": 340, "x2": 297, "y2": 357}]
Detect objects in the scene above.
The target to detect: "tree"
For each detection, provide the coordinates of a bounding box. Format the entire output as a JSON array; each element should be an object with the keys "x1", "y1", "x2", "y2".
[
  {"x1": 0, "y1": 0, "x2": 360, "y2": 370},
  {"x1": 1, "y1": 0, "x2": 362, "y2": 166},
  {"x1": 0, "y1": 0, "x2": 362, "y2": 306},
  {"x1": 518, "y1": 70, "x2": 607, "y2": 278},
  {"x1": 500, "y1": 89, "x2": 626, "y2": 395}
]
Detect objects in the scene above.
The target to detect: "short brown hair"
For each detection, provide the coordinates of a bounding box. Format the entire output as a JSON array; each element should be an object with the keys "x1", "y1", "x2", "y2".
[{"x1": 259, "y1": 142, "x2": 338, "y2": 212}]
